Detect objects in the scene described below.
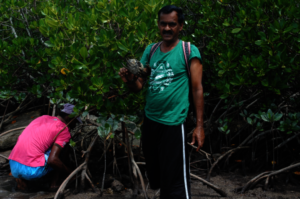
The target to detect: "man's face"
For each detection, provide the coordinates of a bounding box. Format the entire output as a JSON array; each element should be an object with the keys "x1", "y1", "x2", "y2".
[
  {"x1": 158, "y1": 11, "x2": 183, "y2": 43},
  {"x1": 66, "y1": 116, "x2": 78, "y2": 129}
]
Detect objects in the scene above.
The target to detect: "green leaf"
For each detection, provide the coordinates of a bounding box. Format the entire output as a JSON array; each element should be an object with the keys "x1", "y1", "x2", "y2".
[
  {"x1": 231, "y1": 28, "x2": 241, "y2": 33},
  {"x1": 140, "y1": 22, "x2": 147, "y2": 33},
  {"x1": 222, "y1": 21, "x2": 230, "y2": 26},
  {"x1": 261, "y1": 114, "x2": 269, "y2": 122},
  {"x1": 267, "y1": 109, "x2": 273, "y2": 120},
  {"x1": 69, "y1": 139, "x2": 76, "y2": 147},
  {"x1": 117, "y1": 42, "x2": 129, "y2": 52},
  {"x1": 255, "y1": 40, "x2": 262, "y2": 45},
  {"x1": 44, "y1": 41, "x2": 55, "y2": 47},
  {"x1": 247, "y1": 117, "x2": 253, "y2": 125},
  {"x1": 274, "y1": 113, "x2": 283, "y2": 121},
  {"x1": 80, "y1": 47, "x2": 88, "y2": 59},
  {"x1": 82, "y1": 111, "x2": 89, "y2": 118},
  {"x1": 261, "y1": 79, "x2": 268, "y2": 87},
  {"x1": 45, "y1": 17, "x2": 59, "y2": 28},
  {"x1": 91, "y1": 77, "x2": 103, "y2": 88},
  {"x1": 134, "y1": 129, "x2": 141, "y2": 139},
  {"x1": 283, "y1": 26, "x2": 294, "y2": 33},
  {"x1": 119, "y1": 8, "x2": 128, "y2": 17}
]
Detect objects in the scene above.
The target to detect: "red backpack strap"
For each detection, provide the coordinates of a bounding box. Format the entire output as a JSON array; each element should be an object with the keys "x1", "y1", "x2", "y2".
[
  {"x1": 182, "y1": 41, "x2": 191, "y2": 77},
  {"x1": 149, "y1": 41, "x2": 163, "y2": 63}
]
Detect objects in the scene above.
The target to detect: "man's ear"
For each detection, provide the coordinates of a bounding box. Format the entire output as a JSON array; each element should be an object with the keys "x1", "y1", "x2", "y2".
[{"x1": 179, "y1": 23, "x2": 184, "y2": 31}]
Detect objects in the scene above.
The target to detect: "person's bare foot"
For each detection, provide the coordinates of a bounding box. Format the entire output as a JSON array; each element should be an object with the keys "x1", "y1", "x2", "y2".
[{"x1": 16, "y1": 178, "x2": 28, "y2": 191}]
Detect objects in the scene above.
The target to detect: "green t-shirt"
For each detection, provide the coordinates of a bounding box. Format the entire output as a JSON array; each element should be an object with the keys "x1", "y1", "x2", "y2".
[{"x1": 140, "y1": 40, "x2": 202, "y2": 125}]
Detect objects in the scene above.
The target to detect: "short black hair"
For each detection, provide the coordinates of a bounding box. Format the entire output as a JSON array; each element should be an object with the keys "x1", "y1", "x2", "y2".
[
  {"x1": 158, "y1": 5, "x2": 185, "y2": 24},
  {"x1": 57, "y1": 108, "x2": 69, "y2": 118}
]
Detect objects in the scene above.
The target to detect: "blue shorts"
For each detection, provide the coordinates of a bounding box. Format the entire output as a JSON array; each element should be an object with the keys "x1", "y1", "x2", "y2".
[{"x1": 9, "y1": 149, "x2": 54, "y2": 181}]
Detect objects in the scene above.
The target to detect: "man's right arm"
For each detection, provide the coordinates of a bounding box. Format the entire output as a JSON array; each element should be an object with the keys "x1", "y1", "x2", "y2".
[
  {"x1": 118, "y1": 67, "x2": 148, "y2": 92},
  {"x1": 48, "y1": 144, "x2": 72, "y2": 174},
  {"x1": 119, "y1": 44, "x2": 152, "y2": 92}
]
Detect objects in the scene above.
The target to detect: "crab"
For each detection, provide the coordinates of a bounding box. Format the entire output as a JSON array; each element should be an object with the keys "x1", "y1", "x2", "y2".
[{"x1": 125, "y1": 59, "x2": 150, "y2": 78}]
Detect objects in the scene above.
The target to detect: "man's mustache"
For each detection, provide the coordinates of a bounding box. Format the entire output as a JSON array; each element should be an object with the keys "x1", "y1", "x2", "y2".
[{"x1": 163, "y1": 30, "x2": 173, "y2": 35}]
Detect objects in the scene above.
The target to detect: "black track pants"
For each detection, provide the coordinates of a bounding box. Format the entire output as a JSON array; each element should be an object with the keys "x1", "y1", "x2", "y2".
[{"x1": 141, "y1": 116, "x2": 191, "y2": 199}]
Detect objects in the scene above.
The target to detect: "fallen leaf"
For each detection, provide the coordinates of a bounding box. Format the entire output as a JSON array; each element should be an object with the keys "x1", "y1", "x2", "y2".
[
  {"x1": 294, "y1": 171, "x2": 300, "y2": 175},
  {"x1": 235, "y1": 160, "x2": 242, "y2": 163},
  {"x1": 60, "y1": 68, "x2": 70, "y2": 75},
  {"x1": 31, "y1": 116, "x2": 35, "y2": 118},
  {"x1": 11, "y1": 120, "x2": 16, "y2": 124}
]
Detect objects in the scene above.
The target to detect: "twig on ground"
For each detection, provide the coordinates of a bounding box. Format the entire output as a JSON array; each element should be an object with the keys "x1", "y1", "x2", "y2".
[
  {"x1": 152, "y1": 189, "x2": 160, "y2": 199},
  {"x1": 115, "y1": 135, "x2": 148, "y2": 199},
  {"x1": 0, "y1": 126, "x2": 27, "y2": 137},
  {"x1": 81, "y1": 135, "x2": 98, "y2": 191},
  {"x1": 236, "y1": 162, "x2": 300, "y2": 193},
  {"x1": 234, "y1": 171, "x2": 270, "y2": 193},
  {"x1": 54, "y1": 135, "x2": 99, "y2": 199},
  {"x1": 0, "y1": 154, "x2": 9, "y2": 161},
  {"x1": 191, "y1": 173, "x2": 227, "y2": 197},
  {"x1": 54, "y1": 162, "x2": 86, "y2": 199},
  {"x1": 206, "y1": 146, "x2": 248, "y2": 181},
  {"x1": 85, "y1": 172, "x2": 97, "y2": 192},
  {"x1": 132, "y1": 153, "x2": 148, "y2": 199}
]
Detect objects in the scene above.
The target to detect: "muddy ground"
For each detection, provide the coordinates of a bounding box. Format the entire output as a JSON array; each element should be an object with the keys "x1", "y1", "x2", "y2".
[{"x1": 1, "y1": 171, "x2": 300, "y2": 199}]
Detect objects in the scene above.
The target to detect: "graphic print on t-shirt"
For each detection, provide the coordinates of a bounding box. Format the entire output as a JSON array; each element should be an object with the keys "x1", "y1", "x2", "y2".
[{"x1": 149, "y1": 60, "x2": 174, "y2": 93}]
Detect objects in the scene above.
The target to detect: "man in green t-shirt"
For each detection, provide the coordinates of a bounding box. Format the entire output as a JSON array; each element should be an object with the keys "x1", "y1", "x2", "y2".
[{"x1": 119, "y1": 5, "x2": 205, "y2": 199}]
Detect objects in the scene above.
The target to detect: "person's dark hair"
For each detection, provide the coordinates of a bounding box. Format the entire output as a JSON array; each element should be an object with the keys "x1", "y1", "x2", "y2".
[
  {"x1": 57, "y1": 109, "x2": 69, "y2": 119},
  {"x1": 158, "y1": 5, "x2": 184, "y2": 24}
]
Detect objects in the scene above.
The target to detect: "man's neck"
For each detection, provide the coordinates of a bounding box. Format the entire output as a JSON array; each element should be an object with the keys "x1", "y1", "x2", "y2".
[
  {"x1": 160, "y1": 39, "x2": 180, "y2": 53},
  {"x1": 57, "y1": 115, "x2": 67, "y2": 124}
]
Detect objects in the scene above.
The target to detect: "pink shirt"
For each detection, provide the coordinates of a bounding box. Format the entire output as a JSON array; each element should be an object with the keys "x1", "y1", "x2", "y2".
[{"x1": 9, "y1": 115, "x2": 71, "y2": 167}]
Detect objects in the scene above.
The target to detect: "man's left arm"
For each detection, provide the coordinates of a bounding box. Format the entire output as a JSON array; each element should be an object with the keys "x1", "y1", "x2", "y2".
[{"x1": 190, "y1": 58, "x2": 205, "y2": 151}]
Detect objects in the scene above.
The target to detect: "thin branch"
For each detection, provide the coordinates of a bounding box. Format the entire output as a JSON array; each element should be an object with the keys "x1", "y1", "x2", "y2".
[
  {"x1": 0, "y1": 154, "x2": 9, "y2": 161},
  {"x1": 0, "y1": 126, "x2": 27, "y2": 137},
  {"x1": 191, "y1": 173, "x2": 227, "y2": 197}
]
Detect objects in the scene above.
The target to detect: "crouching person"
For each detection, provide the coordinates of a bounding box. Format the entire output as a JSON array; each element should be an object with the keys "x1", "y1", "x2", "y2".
[{"x1": 8, "y1": 103, "x2": 82, "y2": 190}]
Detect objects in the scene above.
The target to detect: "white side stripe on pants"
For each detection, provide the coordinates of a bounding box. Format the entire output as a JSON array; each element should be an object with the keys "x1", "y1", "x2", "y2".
[{"x1": 181, "y1": 124, "x2": 189, "y2": 199}]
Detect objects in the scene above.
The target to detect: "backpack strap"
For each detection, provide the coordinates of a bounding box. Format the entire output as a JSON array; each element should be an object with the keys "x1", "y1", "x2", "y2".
[
  {"x1": 182, "y1": 41, "x2": 191, "y2": 77},
  {"x1": 149, "y1": 41, "x2": 163, "y2": 63}
]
